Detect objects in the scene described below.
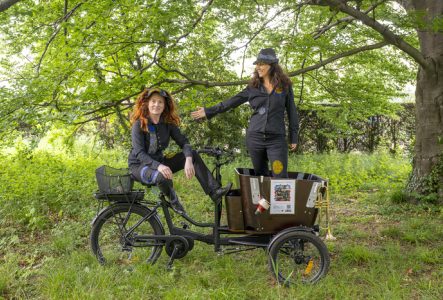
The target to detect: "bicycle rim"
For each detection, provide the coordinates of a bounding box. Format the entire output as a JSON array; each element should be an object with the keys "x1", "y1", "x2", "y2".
[
  {"x1": 269, "y1": 231, "x2": 329, "y2": 284},
  {"x1": 91, "y1": 204, "x2": 163, "y2": 265}
]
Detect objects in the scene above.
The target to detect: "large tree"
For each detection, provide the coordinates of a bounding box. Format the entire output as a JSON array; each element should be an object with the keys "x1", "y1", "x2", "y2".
[
  {"x1": 0, "y1": 0, "x2": 441, "y2": 202},
  {"x1": 312, "y1": 0, "x2": 443, "y2": 202}
]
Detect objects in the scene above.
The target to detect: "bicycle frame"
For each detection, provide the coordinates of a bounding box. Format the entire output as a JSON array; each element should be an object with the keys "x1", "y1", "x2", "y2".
[{"x1": 114, "y1": 192, "x2": 271, "y2": 251}]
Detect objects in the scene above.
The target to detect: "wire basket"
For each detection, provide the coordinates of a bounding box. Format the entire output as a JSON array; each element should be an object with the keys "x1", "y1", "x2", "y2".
[{"x1": 95, "y1": 165, "x2": 134, "y2": 194}]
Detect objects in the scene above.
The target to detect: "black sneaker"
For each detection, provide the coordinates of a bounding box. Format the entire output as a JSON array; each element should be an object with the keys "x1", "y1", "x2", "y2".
[
  {"x1": 170, "y1": 200, "x2": 186, "y2": 215},
  {"x1": 210, "y1": 183, "x2": 233, "y2": 202}
]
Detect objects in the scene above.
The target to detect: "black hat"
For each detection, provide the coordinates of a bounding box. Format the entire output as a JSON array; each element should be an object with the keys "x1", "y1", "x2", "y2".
[{"x1": 253, "y1": 48, "x2": 279, "y2": 65}]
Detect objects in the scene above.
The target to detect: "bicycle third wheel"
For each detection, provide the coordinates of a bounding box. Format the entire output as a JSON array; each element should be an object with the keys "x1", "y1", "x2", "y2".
[
  {"x1": 90, "y1": 203, "x2": 164, "y2": 266},
  {"x1": 268, "y1": 230, "x2": 330, "y2": 285}
]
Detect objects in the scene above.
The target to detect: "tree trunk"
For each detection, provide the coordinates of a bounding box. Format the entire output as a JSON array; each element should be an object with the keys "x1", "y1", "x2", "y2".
[
  {"x1": 389, "y1": 118, "x2": 398, "y2": 154},
  {"x1": 407, "y1": 0, "x2": 443, "y2": 203}
]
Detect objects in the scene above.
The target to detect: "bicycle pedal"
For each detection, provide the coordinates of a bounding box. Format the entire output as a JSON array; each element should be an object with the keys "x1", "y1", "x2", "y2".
[
  {"x1": 122, "y1": 246, "x2": 132, "y2": 252},
  {"x1": 180, "y1": 221, "x2": 189, "y2": 229}
]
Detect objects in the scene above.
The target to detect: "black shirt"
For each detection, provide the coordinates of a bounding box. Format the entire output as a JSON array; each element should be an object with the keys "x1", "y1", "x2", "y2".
[
  {"x1": 128, "y1": 118, "x2": 192, "y2": 170},
  {"x1": 204, "y1": 85, "x2": 299, "y2": 143}
]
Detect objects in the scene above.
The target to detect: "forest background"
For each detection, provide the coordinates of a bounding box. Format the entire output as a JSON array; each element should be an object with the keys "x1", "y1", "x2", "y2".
[{"x1": 0, "y1": 0, "x2": 442, "y2": 299}]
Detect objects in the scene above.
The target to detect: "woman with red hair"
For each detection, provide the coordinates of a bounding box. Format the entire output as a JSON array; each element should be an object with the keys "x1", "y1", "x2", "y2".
[{"x1": 128, "y1": 87, "x2": 231, "y2": 215}]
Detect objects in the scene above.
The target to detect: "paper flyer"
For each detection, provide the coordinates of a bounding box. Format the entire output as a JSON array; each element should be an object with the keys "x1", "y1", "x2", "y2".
[
  {"x1": 306, "y1": 182, "x2": 320, "y2": 208},
  {"x1": 250, "y1": 177, "x2": 260, "y2": 204},
  {"x1": 270, "y1": 179, "x2": 295, "y2": 214}
]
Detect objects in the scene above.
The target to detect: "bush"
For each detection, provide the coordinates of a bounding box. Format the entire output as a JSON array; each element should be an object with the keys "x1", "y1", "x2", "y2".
[
  {"x1": 0, "y1": 147, "x2": 127, "y2": 230},
  {"x1": 287, "y1": 151, "x2": 411, "y2": 195}
]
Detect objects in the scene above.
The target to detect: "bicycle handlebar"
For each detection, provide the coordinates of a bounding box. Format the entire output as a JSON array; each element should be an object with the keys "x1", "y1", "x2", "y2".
[{"x1": 197, "y1": 146, "x2": 234, "y2": 159}]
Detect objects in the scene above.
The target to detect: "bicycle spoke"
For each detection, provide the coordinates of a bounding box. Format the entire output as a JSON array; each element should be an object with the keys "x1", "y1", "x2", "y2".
[
  {"x1": 91, "y1": 204, "x2": 164, "y2": 266},
  {"x1": 269, "y1": 231, "x2": 329, "y2": 285}
]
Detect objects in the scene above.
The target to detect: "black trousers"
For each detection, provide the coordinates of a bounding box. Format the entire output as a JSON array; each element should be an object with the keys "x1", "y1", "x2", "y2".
[
  {"x1": 132, "y1": 150, "x2": 220, "y2": 201},
  {"x1": 246, "y1": 132, "x2": 288, "y2": 178}
]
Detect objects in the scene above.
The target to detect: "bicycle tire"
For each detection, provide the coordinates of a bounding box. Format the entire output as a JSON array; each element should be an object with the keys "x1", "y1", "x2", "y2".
[
  {"x1": 268, "y1": 230, "x2": 330, "y2": 285},
  {"x1": 90, "y1": 203, "x2": 164, "y2": 265}
]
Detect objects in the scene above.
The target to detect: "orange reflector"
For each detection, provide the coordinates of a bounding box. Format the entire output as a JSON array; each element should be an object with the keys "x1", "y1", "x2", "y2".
[{"x1": 304, "y1": 259, "x2": 314, "y2": 275}]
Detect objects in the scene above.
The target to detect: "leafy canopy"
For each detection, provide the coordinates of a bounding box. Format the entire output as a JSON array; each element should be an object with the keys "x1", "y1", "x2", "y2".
[{"x1": 0, "y1": 0, "x2": 415, "y2": 148}]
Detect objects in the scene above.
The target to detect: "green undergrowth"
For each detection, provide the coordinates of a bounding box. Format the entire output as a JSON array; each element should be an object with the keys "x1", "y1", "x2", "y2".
[
  {"x1": 287, "y1": 151, "x2": 411, "y2": 195},
  {"x1": 0, "y1": 147, "x2": 442, "y2": 299}
]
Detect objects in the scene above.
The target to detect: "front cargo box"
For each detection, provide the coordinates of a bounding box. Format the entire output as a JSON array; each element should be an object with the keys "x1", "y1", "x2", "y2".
[
  {"x1": 234, "y1": 168, "x2": 326, "y2": 233},
  {"x1": 224, "y1": 189, "x2": 245, "y2": 232}
]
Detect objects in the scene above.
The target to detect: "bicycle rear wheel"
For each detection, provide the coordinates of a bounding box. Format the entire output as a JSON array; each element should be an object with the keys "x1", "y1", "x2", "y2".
[
  {"x1": 268, "y1": 230, "x2": 330, "y2": 284},
  {"x1": 90, "y1": 203, "x2": 164, "y2": 265}
]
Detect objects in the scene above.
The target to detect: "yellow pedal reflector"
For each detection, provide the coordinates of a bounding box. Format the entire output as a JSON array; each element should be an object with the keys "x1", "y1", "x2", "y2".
[{"x1": 304, "y1": 259, "x2": 314, "y2": 275}]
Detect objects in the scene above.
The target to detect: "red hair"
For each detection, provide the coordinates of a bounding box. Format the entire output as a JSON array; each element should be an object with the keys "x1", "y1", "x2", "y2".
[{"x1": 130, "y1": 88, "x2": 181, "y2": 131}]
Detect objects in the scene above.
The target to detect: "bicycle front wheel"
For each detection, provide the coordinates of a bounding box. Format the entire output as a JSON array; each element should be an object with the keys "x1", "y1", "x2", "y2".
[
  {"x1": 90, "y1": 203, "x2": 164, "y2": 265},
  {"x1": 268, "y1": 230, "x2": 330, "y2": 285}
]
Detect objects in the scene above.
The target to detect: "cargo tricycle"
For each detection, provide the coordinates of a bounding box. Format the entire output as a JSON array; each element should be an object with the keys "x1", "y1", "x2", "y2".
[{"x1": 90, "y1": 147, "x2": 330, "y2": 284}]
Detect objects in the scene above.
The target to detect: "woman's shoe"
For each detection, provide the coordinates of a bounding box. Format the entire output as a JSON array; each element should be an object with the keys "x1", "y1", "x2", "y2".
[
  {"x1": 170, "y1": 199, "x2": 186, "y2": 215},
  {"x1": 210, "y1": 183, "x2": 233, "y2": 202}
]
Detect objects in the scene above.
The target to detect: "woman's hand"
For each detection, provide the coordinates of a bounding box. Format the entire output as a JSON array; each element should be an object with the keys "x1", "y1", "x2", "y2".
[
  {"x1": 190, "y1": 107, "x2": 206, "y2": 120},
  {"x1": 157, "y1": 164, "x2": 173, "y2": 180},
  {"x1": 184, "y1": 157, "x2": 195, "y2": 179},
  {"x1": 289, "y1": 143, "x2": 297, "y2": 151}
]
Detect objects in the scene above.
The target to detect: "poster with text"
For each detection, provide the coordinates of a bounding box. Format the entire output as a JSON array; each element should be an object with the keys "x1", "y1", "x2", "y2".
[{"x1": 270, "y1": 179, "x2": 295, "y2": 214}]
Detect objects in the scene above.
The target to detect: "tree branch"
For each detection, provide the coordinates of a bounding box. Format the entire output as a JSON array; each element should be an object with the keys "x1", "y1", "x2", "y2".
[
  {"x1": 155, "y1": 61, "x2": 192, "y2": 81},
  {"x1": 305, "y1": 72, "x2": 341, "y2": 102},
  {"x1": 312, "y1": 0, "x2": 386, "y2": 39},
  {"x1": 298, "y1": 59, "x2": 307, "y2": 105},
  {"x1": 170, "y1": 0, "x2": 214, "y2": 47},
  {"x1": 83, "y1": 91, "x2": 140, "y2": 116},
  {"x1": 288, "y1": 41, "x2": 388, "y2": 76},
  {"x1": 0, "y1": 0, "x2": 20, "y2": 13},
  {"x1": 222, "y1": 6, "x2": 293, "y2": 55},
  {"x1": 74, "y1": 111, "x2": 116, "y2": 125},
  {"x1": 216, "y1": 2, "x2": 312, "y2": 62},
  {"x1": 80, "y1": 40, "x2": 389, "y2": 120},
  {"x1": 314, "y1": 0, "x2": 429, "y2": 69},
  {"x1": 395, "y1": 0, "x2": 413, "y2": 11},
  {"x1": 139, "y1": 44, "x2": 163, "y2": 73},
  {"x1": 36, "y1": 2, "x2": 84, "y2": 74},
  {"x1": 313, "y1": 10, "x2": 340, "y2": 40},
  {"x1": 171, "y1": 83, "x2": 195, "y2": 95}
]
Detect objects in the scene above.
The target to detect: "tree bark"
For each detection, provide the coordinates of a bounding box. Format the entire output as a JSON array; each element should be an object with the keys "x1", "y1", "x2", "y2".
[
  {"x1": 406, "y1": 0, "x2": 443, "y2": 203},
  {"x1": 0, "y1": 0, "x2": 20, "y2": 13}
]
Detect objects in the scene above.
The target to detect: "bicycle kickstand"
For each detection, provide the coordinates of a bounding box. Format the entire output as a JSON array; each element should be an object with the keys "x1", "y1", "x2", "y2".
[{"x1": 166, "y1": 245, "x2": 180, "y2": 270}]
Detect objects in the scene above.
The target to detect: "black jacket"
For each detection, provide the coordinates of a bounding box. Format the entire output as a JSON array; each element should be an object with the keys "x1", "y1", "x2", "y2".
[
  {"x1": 204, "y1": 85, "x2": 299, "y2": 143},
  {"x1": 128, "y1": 119, "x2": 192, "y2": 170}
]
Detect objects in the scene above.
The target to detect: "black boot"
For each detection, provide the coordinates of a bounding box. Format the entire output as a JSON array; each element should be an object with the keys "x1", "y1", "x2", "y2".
[
  {"x1": 170, "y1": 201, "x2": 186, "y2": 215},
  {"x1": 170, "y1": 192, "x2": 186, "y2": 215},
  {"x1": 157, "y1": 177, "x2": 187, "y2": 215},
  {"x1": 210, "y1": 183, "x2": 233, "y2": 202}
]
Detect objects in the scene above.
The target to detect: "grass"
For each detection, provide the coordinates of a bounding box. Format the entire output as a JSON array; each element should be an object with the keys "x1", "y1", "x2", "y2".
[{"x1": 0, "y1": 147, "x2": 442, "y2": 299}]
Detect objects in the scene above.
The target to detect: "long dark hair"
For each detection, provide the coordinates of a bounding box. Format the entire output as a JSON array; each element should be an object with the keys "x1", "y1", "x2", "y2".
[{"x1": 248, "y1": 63, "x2": 292, "y2": 91}]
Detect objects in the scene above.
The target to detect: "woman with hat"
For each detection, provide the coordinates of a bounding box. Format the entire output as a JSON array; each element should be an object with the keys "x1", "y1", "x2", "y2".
[
  {"x1": 128, "y1": 87, "x2": 231, "y2": 215},
  {"x1": 191, "y1": 48, "x2": 299, "y2": 178}
]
